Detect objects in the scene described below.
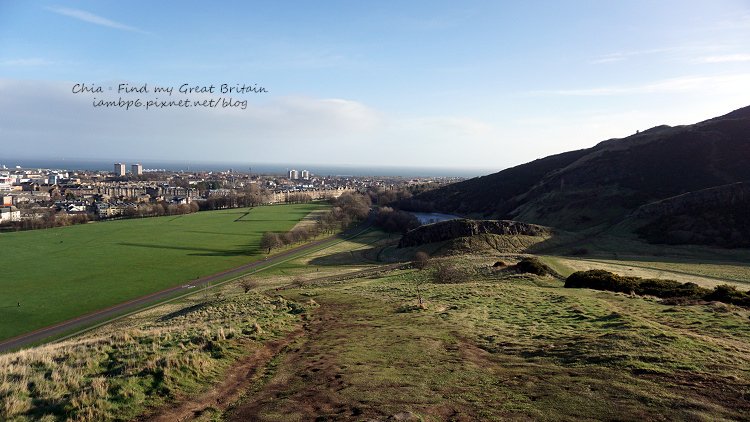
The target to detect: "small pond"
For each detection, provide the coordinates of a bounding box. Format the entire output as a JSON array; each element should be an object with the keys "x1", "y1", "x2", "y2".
[{"x1": 410, "y1": 212, "x2": 462, "y2": 225}]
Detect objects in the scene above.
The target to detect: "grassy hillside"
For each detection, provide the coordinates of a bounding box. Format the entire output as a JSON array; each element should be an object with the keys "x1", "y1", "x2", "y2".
[
  {"x1": 0, "y1": 203, "x2": 325, "y2": 341},
  {"x1": 2, "y1": 230, "x2": 750, "y2": 420},
  {"x1": 230, "y1": 252, "x2": 750, "y2": 421}
]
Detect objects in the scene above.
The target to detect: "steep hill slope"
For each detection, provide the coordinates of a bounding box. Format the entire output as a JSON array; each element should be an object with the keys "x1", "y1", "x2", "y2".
[{"x1": 415, "y1": 106, "x2": 750, "y2": 237}]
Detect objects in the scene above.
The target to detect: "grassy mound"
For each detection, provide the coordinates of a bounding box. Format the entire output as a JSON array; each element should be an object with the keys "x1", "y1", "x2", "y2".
[
  {"x1": 512, "y1": 257, "x2": 554, "y2": 276},
  {"x1": 441, "y1": 233, "x2": 549, "y2": 255}
]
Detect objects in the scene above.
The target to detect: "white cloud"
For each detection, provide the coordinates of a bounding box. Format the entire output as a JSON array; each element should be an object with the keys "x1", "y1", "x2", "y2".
[
  {"x1": 0, "y1": 58, "x2": 54, "y2": 67},
  {"x1": 533, "y1": 73, "x2": 750, "y2": 96},
  {"x1": 46, "y1": 7, "x2": 148, "y2": 34},
  {"x1": 589, "y1": 47, "x2": 676, "y2": 64},
  {"x1": 0, "y1": 79, "x2": 506, "y2": 169},
  {"x1": 590, "y1": 44, "x2": 736, "y2": 65},
  {"x1": 695, "y1": 53, "x2": 750, "y2": 63}
]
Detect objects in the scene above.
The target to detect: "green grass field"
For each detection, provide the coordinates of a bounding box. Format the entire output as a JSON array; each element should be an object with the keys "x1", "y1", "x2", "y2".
[
  {"x1": 0, "y1": 203, "x2": 325, "y2": 341},
  {"x1": 2, "y1": 229, "x2": 750, "y2": 421}
]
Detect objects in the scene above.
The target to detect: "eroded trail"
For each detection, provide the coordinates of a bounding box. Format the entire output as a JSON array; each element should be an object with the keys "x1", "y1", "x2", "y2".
[
  {"x1": 141, "y1": 270, "x2": 750, "y2": 421},
  {"x1": 228, "y1": 302, "x2": 366, "y2": 421},
  {"x1": 141, "y1": 328, "x2": 304, "y2": 422}
]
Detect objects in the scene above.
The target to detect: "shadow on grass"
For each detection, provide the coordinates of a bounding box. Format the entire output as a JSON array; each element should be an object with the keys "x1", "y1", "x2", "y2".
[
  {"x1": 158, "y1": 302, "x2": 207, "y2": 322},
  {"x1": 232, "y1": 219, "x2": 300, "y2": 223},
  {"x1": 184, "y1": 230, "x2": 253, "y2": 237},
  {"x1": 119, "y1": 242, "x2": 256, "y2": 256},
  {"x1": 188, "y1": 247, "x2": 261, "y2": 257},
  {"x1": 308, "y1": 249, "x2": 379, "y2": 266}
]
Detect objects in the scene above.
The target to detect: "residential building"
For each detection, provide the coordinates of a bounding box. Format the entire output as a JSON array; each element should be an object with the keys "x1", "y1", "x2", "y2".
[
  {"x1": 0, "y1": 206, "x2": 20, "y2": 223},
  {"x1": 131, "y1": 163, "x2": 143, "y2": 175},
  {"x1": 301, "y1": 169, "x2": 310, "y2": 180},
  {"x1": 289, "y1": 169, "x2": 299, "y2": 180},
  {"x1": 114, "y1": 163, "x2": 126, "y2": 177}
]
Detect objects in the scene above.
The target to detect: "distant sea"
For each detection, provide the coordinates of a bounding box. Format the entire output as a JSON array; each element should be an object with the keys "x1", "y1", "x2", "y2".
[{"x1": 0, "y1": 158, "x2": 491, "y2": 178}]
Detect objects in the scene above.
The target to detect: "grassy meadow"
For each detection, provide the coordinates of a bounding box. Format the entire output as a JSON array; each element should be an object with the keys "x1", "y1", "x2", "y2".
[
  {"x1": 2, "y1": 227, "x2": 750, "y2": 421},
  {"x1": 0, "y1": 288, "x2": 308, "y2": 421},
  {"x1": 0, "y1": 203, "x2": 325, "y2": 341},
  {"x1": 233, "y1": 250, "x2": 750, "y2": 421}
]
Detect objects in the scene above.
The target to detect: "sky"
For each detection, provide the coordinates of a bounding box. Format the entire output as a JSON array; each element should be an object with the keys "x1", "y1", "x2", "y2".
[{"x1": 1, "y1": 0, "x2": 749, "y2": 175}]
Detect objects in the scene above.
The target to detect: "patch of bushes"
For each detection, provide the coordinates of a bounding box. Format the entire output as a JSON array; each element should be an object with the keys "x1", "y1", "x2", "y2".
[
  {"x1": 374, "y1": 206, "x2": 420, "y2": 234},
  {"x1": 512, "y1": 257, "x2": 553, "y2": 276},
  {"x1": 565, "y1": 270, "x2": 750, "y2": 308},
  {"x1": 704, "y1": 284, "x2": 750, "y2": 307},
  {"x1": 433, "y1": 263, "x2": 470, "y2": 284}
]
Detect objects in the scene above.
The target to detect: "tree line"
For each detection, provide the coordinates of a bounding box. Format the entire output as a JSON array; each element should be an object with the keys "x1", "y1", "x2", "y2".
[{"x1": 259, "y1": 192, "x2": 371, "y2": 253}]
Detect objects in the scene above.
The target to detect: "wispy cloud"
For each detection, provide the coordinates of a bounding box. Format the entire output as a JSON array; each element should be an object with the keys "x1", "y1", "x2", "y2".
[
  {"x1": 694, "y1": 53, "x2": 750, "y2": 63},
  {"x1": 46, "y1": 6, "x2": 148, "y2": 34},
  {"x1": 0, "y1": 58, "x2": 53, "y2": 66},
  {"x1": 590, "y1": 44, "x2": 734, "y2": 65},
  {"x1": 590, "y1": 48, "x2": 674, "y2": 64},
  {"x1": 532, "y1": 73, "x2": 750, "y2": 96}
]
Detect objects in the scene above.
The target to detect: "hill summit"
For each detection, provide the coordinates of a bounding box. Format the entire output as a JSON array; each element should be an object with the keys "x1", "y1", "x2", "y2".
[{"x1": 412, "y1": 106, "x2": 750, "y2": 246}]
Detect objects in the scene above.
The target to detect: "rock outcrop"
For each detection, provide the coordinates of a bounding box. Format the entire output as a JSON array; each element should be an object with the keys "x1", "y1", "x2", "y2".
[{"x1": 398, "y1": 219, "x2": 551, "y2": 248}]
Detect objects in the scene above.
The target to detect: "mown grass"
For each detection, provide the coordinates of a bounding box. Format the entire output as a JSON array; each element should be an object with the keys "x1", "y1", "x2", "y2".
[
  {"x1": 0, "y1": 281, "x2": 310, "y2": 421},
  {"x1": 257, "y1": 254, "x2": 750, "y2": 421},
  {"x1": 0, "y1": 203, "x2": 325, "y2": 341}
]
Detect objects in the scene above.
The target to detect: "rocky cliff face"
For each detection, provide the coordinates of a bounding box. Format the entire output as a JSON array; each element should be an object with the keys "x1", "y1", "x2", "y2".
[{"x1": 398, "y1": 219, "x2": 551, "y2": 248}]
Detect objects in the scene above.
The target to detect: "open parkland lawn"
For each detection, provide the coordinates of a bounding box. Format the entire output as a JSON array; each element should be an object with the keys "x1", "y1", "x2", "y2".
[{"x1": 0, "y1": 203, "x2": 326, "y2": 341}]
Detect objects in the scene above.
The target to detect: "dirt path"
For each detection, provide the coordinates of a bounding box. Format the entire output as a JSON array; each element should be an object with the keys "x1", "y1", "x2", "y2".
[
  {"x1": 140, "y1": 328, "x2": 305, "y2": 422},
  {"x1": 228, "y1": 302, "x2": 358, "y2": 421}
]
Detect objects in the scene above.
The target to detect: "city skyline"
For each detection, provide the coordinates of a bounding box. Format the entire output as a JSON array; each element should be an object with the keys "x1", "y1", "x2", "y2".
[{"x1": 1, "y1": 1, "x2": 749, "y2": 172}]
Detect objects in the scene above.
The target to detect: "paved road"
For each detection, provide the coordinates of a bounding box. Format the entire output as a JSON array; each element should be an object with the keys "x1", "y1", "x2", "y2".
[{"x1": 0, "y1": 222, "x2": 373, "y2": 353}]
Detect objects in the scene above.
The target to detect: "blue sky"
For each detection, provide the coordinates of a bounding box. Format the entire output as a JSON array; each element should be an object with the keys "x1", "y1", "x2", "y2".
[{"x1": 1, "y1": 0, "x2": 749, "y2": 174}]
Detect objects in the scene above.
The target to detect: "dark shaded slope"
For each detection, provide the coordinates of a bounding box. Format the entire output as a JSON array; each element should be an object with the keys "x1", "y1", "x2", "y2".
[
  {"x1": 631, "y1": 182, "x2": 750, "y2": 248},
  {"x1": 415, "y1": 105, "x2": 750, "y2": 233},
  {"x1": 413, "y1": 148, "x2": 590, "y2": 216}
]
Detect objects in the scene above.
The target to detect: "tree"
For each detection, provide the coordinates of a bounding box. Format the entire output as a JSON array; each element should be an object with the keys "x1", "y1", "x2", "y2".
[
  {"x1": 240, "y1": 278, "x2": 258, "y2": 293},
  {"x1": 260, "y1": 231, "x2": 282, "y2": 253},
  {"x1": 413, "y1": 251, "x2": 430, "y2": 270}
]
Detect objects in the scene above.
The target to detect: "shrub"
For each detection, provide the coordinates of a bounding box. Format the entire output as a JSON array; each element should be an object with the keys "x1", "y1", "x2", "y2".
[
  {"x1": 705, "y1": 285, "x2": 750, "y2": 307},
  {"x1": 412, "y1": 251, "x2": 430, "y2": 270},
  {"x1": 513, "y1": 257, "x2": 553, "y2": 276},
  {"x1": 638, "y1": 279, "x2": 707, "y2": 298},
  {"x1": 564, "y1": 270, "x2": 639, "y2": 294},
  {"x1": 433, "y1": 263, "x2": 469, "y2": 284},
  {"x1": 565, "y1": 270, "x2": 748, "y2": 308}
]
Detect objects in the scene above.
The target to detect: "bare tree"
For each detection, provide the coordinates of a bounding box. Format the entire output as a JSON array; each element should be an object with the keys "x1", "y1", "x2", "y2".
[
  {"x1": 413, "y1": 251, "x2": 430, "y2": 270},
  {"x1": 260, "y1": 232, "x2": 282, "y2": 253},
  {"x1": 240, "y1": 278, "x2": 258, "y2": 293}
]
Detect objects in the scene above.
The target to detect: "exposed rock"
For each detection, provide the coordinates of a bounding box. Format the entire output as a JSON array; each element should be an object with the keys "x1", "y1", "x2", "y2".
[{"x1": 398, "y1": 219, "x2": 551, "y2": 248}]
